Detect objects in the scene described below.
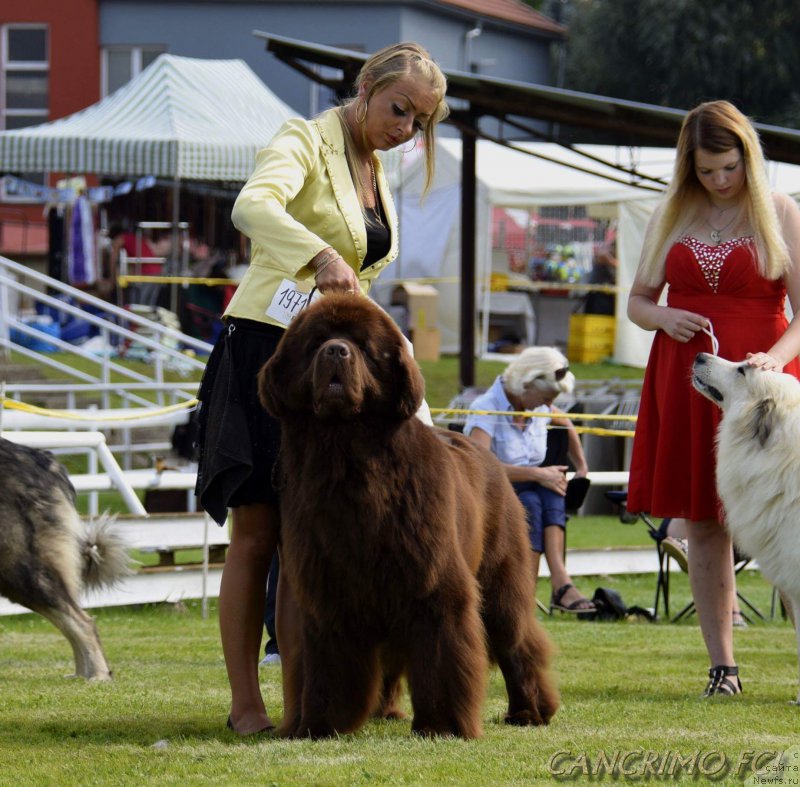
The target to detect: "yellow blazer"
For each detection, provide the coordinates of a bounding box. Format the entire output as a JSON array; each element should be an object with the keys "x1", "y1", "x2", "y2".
[{"x1": 225, "y1": 108, "x2": 398, "y2": 326}]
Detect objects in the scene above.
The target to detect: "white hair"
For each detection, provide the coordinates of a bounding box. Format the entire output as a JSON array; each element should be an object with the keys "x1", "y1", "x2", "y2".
[{"x1": 502, "y1": 347, "x2": 575, "y2": 397}]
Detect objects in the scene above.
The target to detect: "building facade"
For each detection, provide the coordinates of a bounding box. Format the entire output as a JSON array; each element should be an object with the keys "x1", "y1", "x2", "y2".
[
  {"x1": 1, "y1": 0, "x2": 564, "y2": 254},
  {"x1": 98, "y1": 0, "x2": 565, "y2": 117},
  {"x1": 1, "y1": 0, "x2": 100, "y2": 250}
]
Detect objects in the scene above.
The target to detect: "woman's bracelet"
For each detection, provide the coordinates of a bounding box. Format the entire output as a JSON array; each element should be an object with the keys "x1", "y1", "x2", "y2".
[
  {"x1": 314, "y1": 257, "x2": 335, "y2": 278},
  {"x1": 313, "y1": 253, "x2": 338, "y2": 278}
]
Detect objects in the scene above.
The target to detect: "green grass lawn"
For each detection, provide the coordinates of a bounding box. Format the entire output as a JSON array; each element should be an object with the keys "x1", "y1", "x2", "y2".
[
  {"x1": 0, "y1": 597, "x2": 796, "y2": 785},
  {"x1": 12, "y1": 353, "x2": 794, "y2": 784}
]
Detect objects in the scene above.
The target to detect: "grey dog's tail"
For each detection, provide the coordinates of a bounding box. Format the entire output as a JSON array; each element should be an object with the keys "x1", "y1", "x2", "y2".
[{"x1": 81, "y1": 514, "x2": 133, "y2": 590}]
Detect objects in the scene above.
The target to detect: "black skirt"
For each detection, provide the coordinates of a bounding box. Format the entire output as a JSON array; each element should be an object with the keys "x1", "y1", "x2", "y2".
[{"x1": 194, "y1": 318, "x2": 285, "y2": 525}]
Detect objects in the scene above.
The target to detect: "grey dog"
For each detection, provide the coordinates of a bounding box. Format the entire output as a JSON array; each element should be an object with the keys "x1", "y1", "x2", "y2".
[{"x1": 0, "y1": 437, "x2": 130, "y2": 680}]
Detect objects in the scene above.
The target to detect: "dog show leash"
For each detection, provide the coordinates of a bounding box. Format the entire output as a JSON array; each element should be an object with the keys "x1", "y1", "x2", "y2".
[{"x1": 702, "y1": 320, "x2": 719, "y2": 355}]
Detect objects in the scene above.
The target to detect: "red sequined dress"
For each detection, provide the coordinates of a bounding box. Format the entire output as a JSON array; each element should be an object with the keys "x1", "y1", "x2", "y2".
[{"x1": 627, "y1": 236, "x2": 800, "y2": 520}]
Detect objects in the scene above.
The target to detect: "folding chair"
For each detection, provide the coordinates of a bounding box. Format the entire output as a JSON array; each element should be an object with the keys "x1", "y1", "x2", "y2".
[
  {"x1": 606, "y1": 490, "x2": 769, "y2": 623},
  {"x1": 670, "y1": 549, "x2": 768, "y2": 624},
  {"x1": 606, "y1": 491, "x2": 674, "y2": 620}
]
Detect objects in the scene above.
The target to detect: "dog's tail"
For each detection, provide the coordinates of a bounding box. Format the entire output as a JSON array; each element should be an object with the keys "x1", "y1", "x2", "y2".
[{"x1": 81, "y1": 514, "x2": 134, "y2": 590}]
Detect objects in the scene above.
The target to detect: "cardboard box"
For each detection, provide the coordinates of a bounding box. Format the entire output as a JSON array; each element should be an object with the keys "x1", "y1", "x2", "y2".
[
  {"x1": 410, "y1": 327, "x2": 441, "y2": 362},
  {"x1": 391, "y1": 283, "x2": 439, "y2": 331}
]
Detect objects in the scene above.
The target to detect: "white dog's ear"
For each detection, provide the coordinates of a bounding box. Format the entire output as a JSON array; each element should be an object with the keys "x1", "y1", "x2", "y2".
[{"x1": 748, "y1": 398, "x2": 776, "y2": 447}]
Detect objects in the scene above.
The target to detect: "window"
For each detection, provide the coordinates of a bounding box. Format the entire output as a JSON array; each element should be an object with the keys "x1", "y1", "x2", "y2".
[
  {"x1": 1, "y1": 25, "x2": 49, "y2": 130},
  {"x1": 1, "y1": 25, "x2": 49, "y2": 202},
  {"x1": 101, "y1": 46, "x2": 166, "y2": 97}
]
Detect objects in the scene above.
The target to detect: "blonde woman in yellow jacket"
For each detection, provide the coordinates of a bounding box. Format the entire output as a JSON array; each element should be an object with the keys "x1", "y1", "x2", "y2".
[{"x1": 195, "y1": 43, "x2": 448, "y2": 736}]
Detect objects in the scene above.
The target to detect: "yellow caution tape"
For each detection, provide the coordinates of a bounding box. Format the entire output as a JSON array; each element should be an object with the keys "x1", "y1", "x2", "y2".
[
  {"x1": 430, "y1": 407, "x2": 637, "y2": 422},
  {"x1": 1, "y1": 396, "x2": 198, "y2": 422}
]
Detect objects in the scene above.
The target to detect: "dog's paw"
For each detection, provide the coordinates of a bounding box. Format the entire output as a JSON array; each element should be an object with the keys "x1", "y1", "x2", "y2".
[
  {"x1": 412, "y1": 725, "x2": 455, "y2": 739},
  {"x1": 504, "y1": 703, "x2": 555, "y2": 727},
  {"x1": 293, "y1": 720, "x2": 337, "y2": 739},
  {"x1": 412, "y1": 718, "x2": 481, "y2": 739},
  {"x1": 378, "y1": 708, "x2": 408, "y2": 721}
]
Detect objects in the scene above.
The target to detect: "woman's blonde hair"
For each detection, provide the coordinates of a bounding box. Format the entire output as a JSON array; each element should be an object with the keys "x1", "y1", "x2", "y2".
[
  {"x1": 502, "y1": 347, "x2": 575, "y2": 397},
  {"x1": 638, "y1": 100, "x2": 788, "y2": 286},
  {"x1": 337, "y1": 42, "x2": 449, "y2": 199}
]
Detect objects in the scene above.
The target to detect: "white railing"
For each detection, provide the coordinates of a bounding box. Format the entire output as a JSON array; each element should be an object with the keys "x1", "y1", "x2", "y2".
[
  {"x1": 0, "y1": 254, "x2": 213, "y2": 465},
  {"x1": 0, "y1": 431, "x2": 226, "y2": 618},
  {"x1": 2, "y1": 430, "x2": 145, "y2": 516},
  {"x1": 0, "y1": 254, "x2": 212, "y2": 406}
]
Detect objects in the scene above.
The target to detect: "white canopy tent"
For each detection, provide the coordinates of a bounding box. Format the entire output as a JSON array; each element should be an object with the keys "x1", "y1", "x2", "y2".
[
  {"x1": 0, "y1": 53, "x2": 297, "y2": 181},
  {"x1": 387, "y1": 139, "x2": 800, "y2": 366}
]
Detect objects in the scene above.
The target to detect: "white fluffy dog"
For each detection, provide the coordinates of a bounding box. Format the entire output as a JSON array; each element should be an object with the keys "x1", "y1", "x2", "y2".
[{"x1": 692, "y1": 352, "x2": 800, "y2": 704}]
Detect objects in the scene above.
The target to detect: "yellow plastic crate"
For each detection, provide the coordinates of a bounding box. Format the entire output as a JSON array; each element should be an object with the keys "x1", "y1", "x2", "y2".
[
  {"x1": 569, "y1": 314, "x2": 616, "y2": 339},
  {"x1": 567, "y1": 343, "x2": 613, "y2": 363}
]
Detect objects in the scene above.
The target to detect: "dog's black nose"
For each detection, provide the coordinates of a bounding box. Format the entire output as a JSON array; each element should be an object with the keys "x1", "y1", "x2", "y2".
[
  {"x1": 324, "y1": 341, "x2": 351, "y2": 359},
  {"x1": 694, "y1": 353, "x2": 707, "y2": 365}
]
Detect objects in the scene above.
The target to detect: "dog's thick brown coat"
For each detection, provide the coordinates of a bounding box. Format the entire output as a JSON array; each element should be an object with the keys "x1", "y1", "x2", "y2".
[{"x1": 259, "y1": 294, "x2": 558, "y2": 738}]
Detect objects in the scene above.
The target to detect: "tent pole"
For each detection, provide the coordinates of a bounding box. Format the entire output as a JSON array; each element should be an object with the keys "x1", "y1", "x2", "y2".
[
  {"x1": 170, "y1": 176, "x2": 181, "y2": 313},
  {"x1": 459, "y1": 117, "x2": 477, "y2": 390}
]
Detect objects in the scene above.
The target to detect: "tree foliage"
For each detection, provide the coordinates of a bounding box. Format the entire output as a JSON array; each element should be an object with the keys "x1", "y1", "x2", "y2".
[{"x1": 555, "y1": 0, "x2": 800, "y2": 128}]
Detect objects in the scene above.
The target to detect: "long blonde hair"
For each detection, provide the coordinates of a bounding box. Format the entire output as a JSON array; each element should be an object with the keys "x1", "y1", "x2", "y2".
[
  {"x1": 638, "y1": 100, "x2": 788, "y2": 286},
  {"x1": 336, "y1": 42, "x2": 449, "y2": 200}
]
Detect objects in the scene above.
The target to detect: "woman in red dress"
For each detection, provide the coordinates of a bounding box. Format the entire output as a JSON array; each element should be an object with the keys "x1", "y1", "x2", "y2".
[{"x1": 627, "y1": 100, "x2": 800, "y2": 697}]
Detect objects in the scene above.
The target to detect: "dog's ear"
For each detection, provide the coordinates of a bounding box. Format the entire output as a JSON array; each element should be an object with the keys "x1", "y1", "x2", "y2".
[
  {"x1": 749, "y1": 398, "x2": 776, "y2": 447},
  {"x1": 393, "y1": 339, "x2": 426, "y2": 420},
  {"x1": 258, "y1": 335, "x2": 292, "y2": 418}
]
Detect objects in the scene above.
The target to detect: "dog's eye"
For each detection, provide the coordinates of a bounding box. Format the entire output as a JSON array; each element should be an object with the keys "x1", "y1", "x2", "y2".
[{"x1": 737, "y1": 366, "x2": 746, "y2": 376}]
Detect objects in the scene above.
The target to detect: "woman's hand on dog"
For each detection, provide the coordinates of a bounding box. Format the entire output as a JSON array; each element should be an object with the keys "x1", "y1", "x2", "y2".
[
  {"x1": 745, "y1": 351, "x2": 783, "y2": 372},
  {"x1": 311, "y1": 249, "x2": 360, "y2": 294}
]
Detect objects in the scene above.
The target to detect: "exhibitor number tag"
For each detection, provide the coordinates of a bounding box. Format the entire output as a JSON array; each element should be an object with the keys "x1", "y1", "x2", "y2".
[{"x1": 265, "y1": 279, "x2": 321, "y2": 326}]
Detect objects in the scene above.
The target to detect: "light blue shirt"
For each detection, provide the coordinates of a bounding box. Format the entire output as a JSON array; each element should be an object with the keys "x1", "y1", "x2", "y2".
[{"x1": 463, "y1": 376, "x2": 551, "y2": 467}]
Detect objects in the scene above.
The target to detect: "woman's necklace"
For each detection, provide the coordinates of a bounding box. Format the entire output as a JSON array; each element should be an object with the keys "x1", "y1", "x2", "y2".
[
  {"x1": 705, "y1": 202, "x2": 739, "y2": 245},
  {"x1": 365, "y1": 158, "x2": 384, "y2": 227}
]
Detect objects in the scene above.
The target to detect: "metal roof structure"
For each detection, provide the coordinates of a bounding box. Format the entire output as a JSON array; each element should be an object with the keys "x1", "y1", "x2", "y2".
[
  {"x1": 256, "y1": 32, "x2": 800, "y2": 385},
  {"x1": 257, "y1": 32, "x2": 800, "y2": 162}
]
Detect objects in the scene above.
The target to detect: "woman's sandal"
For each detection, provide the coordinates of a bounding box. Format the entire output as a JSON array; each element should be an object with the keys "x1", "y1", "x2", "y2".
[
  {"x1": 703, "y1": 665, "x2": 742, "y2": 698},
  {"x1": 226, "y1": 715, "x2": 275, "y2": 736},
  {"x1": 550, "y1": 583, "x2": 596, "y2": 614}
]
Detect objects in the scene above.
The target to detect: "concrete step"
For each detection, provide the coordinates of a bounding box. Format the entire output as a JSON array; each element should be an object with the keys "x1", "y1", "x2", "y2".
[{"x1": 0, "y1": 362, "x2": 51, "y2": 384}]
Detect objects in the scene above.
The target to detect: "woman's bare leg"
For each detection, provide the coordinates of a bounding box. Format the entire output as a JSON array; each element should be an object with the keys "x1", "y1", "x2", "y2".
[
  {"x1": 219, "y1": 502, "x2": 279, "y2": 733},
  {"x1": 687, "y1": 519, "x2": 735, "y2": 668},
  {"x1": 544, "y1": 525, "x2": 591, "y2": 608}
]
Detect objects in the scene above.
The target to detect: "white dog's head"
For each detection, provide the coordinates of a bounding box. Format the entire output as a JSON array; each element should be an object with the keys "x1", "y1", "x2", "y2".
[{"x1": 691, "y1": 352, "x2": 800, "y2": 446}]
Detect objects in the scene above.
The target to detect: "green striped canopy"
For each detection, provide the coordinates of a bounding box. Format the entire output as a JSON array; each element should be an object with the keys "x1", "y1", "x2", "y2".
[{"x1": 0, "y1": 54, "x2": 298, "y2": 181}]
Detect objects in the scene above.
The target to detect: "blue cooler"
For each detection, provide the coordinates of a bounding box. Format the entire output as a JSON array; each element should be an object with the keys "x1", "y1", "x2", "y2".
[{"x1": 10, "y1": 317, "x2": 60, "y2": 352}]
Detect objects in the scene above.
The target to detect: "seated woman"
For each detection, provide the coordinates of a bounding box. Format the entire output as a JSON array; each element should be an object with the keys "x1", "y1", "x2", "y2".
[{"x1": 464, "y1": 347, "x2": 595, "y2": 614}]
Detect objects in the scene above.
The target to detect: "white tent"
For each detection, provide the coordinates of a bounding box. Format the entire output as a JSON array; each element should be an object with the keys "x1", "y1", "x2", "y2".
[
  {"x1": 0, "y1": 54, "x2": 297, "y2": 181},
  {"x1": 387, "y1": 139, "x2": 800, "y2": 366}
]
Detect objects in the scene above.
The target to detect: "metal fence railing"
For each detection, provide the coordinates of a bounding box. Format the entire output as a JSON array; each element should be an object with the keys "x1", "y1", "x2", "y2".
[{"x1": 0, "y1": 254, "x2": 214, "y2": 466}]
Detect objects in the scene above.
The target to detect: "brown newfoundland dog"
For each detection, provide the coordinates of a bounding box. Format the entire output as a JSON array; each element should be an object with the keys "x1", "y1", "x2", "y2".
[{"x1": 258, "y1": 294, "x2": 558, "y2": 739}]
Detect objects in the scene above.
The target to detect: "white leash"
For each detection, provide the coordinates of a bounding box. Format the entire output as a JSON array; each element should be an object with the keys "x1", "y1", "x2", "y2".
[{"x1": 702, "y1": 320, "x2": 719, "y2": 356}]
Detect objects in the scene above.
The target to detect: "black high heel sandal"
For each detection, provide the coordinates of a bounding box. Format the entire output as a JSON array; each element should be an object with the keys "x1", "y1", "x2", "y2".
[{"x1": 703, "y1": 665, "x2": 742, "y2": 697}]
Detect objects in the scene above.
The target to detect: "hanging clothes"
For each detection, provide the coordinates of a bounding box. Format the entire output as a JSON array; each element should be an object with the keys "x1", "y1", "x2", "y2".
[
  {"x1": 47, "y1": 207, "x2": 65, "y2": 282},
  {"x1": 67, "y1": 195, "x2": 96, "y2": 286}
]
